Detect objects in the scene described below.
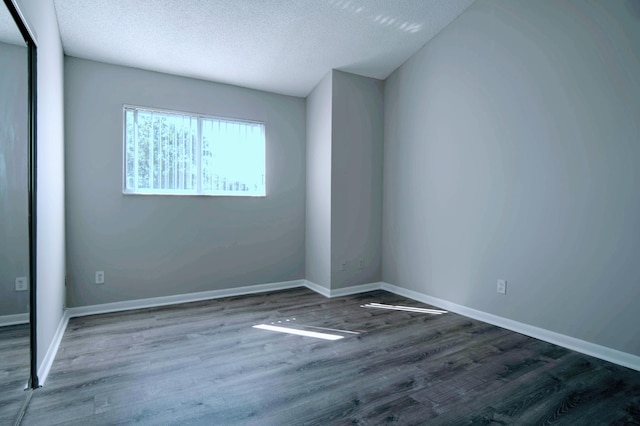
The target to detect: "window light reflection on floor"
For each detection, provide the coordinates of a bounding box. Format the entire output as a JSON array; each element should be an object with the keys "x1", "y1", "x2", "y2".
[
  {"x1": 361, "y1": 302, "x2": 448, "y2": 315},
  {"x1": 253, "y1": 324, "x2": 345, "y2": 340}
]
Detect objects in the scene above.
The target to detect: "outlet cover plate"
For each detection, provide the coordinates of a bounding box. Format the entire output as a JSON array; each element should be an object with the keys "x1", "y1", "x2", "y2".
[
  {"x1": 15, "y1": 277, "x2": 28, "y2": 291},
  {"x1": 497, "y1": 279, "x2": 507, "y2": 294},
  {"x1": 95, "y1": 271, "x2": 105, "y2": 284}
]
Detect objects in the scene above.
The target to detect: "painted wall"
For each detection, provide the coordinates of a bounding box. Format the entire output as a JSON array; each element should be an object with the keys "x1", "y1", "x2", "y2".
[
  {"x1": 305, "y1": 70, "x2": 384, "y2": 290},
  {"x1": 331, "y1": 70, "x2": 384, "y2": 289},
  {"x1": 305, "y1": 71, "x2": 332, "y2": 289},
  {"x1": 0, "y1": 42, "x2": 29, "y2": 317},
  {"x1": 383, "y1": 0, "x2": 640, "y2": 355},
  {"x1": 15, "y1": 0, "x2": 67, "y2": 369},
  {"x1": 64, "y1": 58, "x2": 305, "y2": 307}
]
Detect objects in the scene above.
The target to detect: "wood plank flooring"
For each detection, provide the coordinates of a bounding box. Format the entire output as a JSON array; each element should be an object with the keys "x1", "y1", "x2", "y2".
[
  {"x1": 18, "y1": 288, "x2": 640, "y2": 425},
  {"x1": 0, "y1": 323, "x2": 30, "y2": 425}
]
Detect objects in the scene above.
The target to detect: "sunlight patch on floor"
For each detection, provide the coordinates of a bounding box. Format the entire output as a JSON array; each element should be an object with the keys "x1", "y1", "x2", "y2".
[
  {"x1": 361, "y1": 302, "x2": 447, "y2": 315},
  {"x1": 253, "y1": 324, "x2": 345, "y2": 340}
]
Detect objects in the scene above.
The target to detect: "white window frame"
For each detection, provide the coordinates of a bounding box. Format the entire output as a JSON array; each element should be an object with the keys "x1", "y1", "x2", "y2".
[{"x1": 123, "y1": 105, "x2": 266, "y2": 197}]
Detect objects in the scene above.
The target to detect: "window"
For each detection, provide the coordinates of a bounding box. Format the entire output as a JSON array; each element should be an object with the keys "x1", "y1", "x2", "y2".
[{"x1": 124, "y1": 106, "x2": 265, "y2": 196}]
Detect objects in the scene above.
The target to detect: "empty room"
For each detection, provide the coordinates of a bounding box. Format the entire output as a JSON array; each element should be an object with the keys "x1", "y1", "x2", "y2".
[{"x1": 1, "y1": 0, "x2": 640, "y2": 424}]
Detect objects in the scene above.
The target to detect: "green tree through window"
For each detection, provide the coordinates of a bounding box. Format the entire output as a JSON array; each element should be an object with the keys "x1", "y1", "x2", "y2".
[{"x1": 124, "y1": 106, "x2": 265, "y2": 196}]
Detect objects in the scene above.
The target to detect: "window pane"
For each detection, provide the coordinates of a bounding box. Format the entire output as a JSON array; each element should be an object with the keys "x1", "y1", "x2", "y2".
[
  {"x1": 124, "y1": 106, "x2": 265, "y2": 196},
  {"x1": 136, "y1": 111, "x2": 152, "y2": 189},
  {"x1": 125, "y1": 110, "x2": 135, "y2": 190},
  {"x1": 200, "y1": 118, "x2": 265, "y2": 195}
]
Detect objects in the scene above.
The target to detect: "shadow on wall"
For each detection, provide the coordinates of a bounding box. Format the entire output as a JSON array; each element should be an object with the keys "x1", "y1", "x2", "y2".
[{"x1": 626, "y1": 0, "x2": 640, "y2": 19}]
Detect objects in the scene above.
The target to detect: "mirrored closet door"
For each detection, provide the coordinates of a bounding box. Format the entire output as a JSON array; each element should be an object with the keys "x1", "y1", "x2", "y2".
[{"x1": 0, "y1": 0, "x2": 37, "y2": 421}]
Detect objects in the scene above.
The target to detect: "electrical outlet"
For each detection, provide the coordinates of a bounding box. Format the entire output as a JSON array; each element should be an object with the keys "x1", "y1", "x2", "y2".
[
  {"x1": 15, "y1": 277, "x2": 28, "y2": 291},
  {"x1": 95, "y1": 271, "x2": 105, "y2": 284},
  {"x1": 358, "y1": 259, "x2": 365, "y2": 270},
  {"x1": 497, "y1": 279, "x2": 507, "y2": 295},
  {"x1": 340, "y1": 262, "x2": 348, "y2": 271}
]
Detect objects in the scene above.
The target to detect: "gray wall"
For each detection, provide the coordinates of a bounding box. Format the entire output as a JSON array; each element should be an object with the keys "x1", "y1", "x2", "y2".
[
  {"x1": 64, "y1": 58, "x2": 306, "y2": 307},
  {"x1": 305, "y1": 71, "x2": 332, "y2": 289},
  {"x1": 331, "y1": 70, "x2": 383, "y2": 289},
  {"x1": 305, "y1": 70, "x2": 384, "y2": 290},
  {"x1": 383, "y1": 0, "x2": 640, "y2": 355},
  {"x1": 0, "y1": 42, "x2": 28, "y2": 317},
  {"x1": 15, "y1": 0, "x2": 67, "y2": 368}
]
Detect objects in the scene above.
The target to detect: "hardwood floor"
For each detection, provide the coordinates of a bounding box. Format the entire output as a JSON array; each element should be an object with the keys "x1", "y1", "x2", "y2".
[
  {"x1": 19, "y1": 288, "x2": 640, "y2": 425},
  {"x1": 0, "y1": 323, "x2": 30, "y2": 425}
]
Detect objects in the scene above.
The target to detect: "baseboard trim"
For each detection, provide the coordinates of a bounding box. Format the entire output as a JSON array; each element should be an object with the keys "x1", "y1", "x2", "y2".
[
  {"x1": 66, "y1": 279, "x2": 306, "y2": 318},
  {"x1": 37, "y1": 277, "x2": 640, "y2": 386},
  {"x1": 303, "y1": 280, "x2": 384, "y2": 298},
  {"x1": 380, "y1": 282, "x2": 640, "y2": 372},
  {"x1": 39, "y1": 279, "x2": 306, "y2": 384},
  {"x1": 328, "y1": 282, "x2": 385, "y2": 297},
  {"x1": 38, "y1": 309, "x2": 70, "y2": 385},
  {"x1": 303, "y1": 280, "x2": 331, "y2": 297},
  {"x1": 0, "y1": 313, "x2": 29, "y2": 327}
]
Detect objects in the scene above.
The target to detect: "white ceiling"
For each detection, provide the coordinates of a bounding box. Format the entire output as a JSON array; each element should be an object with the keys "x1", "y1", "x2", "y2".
[{"x1": 52, "y1": 0, "x2": 475, "y2": 97}]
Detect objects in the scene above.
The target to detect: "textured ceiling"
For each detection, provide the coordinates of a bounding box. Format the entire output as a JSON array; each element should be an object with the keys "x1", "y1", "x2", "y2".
[{"x1": 52, "y1": 0, "x2": 475, "y2": 97}]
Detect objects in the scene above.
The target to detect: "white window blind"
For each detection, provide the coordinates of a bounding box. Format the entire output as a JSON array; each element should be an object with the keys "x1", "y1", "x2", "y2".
[{"x1": 124, "y1": 106, "x2": 265, "y2": 196}]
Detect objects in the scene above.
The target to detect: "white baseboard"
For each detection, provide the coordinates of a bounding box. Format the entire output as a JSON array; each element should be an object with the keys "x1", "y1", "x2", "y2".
[
  {"x1": 38, "y1": 309, "x2": 70, "y2": 385},
  {"x1": 0, "y1": 313, "x2": 29, "y2": 327},
  {"x1": 303, "y1": 280, "x2": 331, "y2": 297},
  {"x1": 380, "y1": 282, "x2": 640, "y2": 372},
  {"x1": 304, "y1": 280, "x2": 384, "y2": 298},
  {"x1": 37, "y1": 277, "x2": 640, "y2": 386},
  {"x1": 66, "y1": 279, "x2": 306, "y2": 318},
  {"x1": 38, "y1": 279, "x2": 306, "y2": 385},
  {"x1": 327, "y1": 281, "x2": 385, "y2": 297}
]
